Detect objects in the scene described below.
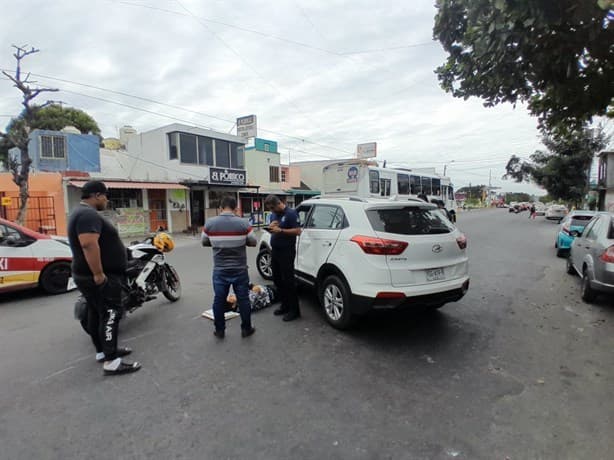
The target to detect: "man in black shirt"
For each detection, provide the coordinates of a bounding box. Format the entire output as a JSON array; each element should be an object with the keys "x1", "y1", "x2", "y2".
[
  {"x1": 264, "y1": 194, "x2": 302, "y2": 322},
  {"x1": 68, "y1": 180, "x2": 140, "y2": 375}
]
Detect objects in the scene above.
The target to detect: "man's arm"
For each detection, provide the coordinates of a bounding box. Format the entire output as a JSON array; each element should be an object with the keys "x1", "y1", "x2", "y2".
[
  {"x1": 78, "y1": 233, "x2": 106, "y2": 285},
  {"x1": 201, "y1": 226, "x2": 211, "y2": 247},
  {"x1": 246, "y1": 225, "x2": 257, "y2": 247}
]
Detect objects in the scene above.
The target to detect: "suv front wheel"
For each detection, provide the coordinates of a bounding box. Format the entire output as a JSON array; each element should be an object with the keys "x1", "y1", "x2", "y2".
[
  {"x1": 256, "y1": 249, "x2": 273, "y2": 280},
  {"x1": 319, "y1": 275, "x2": 355, "y2": 330}
]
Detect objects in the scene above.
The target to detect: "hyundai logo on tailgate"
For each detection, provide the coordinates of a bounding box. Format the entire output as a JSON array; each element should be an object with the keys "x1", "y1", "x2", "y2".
[{"x1": 432, "y1": 244, "x2": 442, "y2": 253}]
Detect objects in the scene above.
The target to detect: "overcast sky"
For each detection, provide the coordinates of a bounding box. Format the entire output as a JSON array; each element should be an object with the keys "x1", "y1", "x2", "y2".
[{"x1": 1, "y1": 0, "x2": 611, "y2": 195}]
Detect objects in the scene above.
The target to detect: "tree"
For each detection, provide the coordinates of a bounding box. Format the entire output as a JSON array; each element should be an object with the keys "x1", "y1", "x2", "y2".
[
  {"x1": 504, "y1": 125, "x2": 609, "y2": 205},
  {"x1": 457, "y1": 184, "x2": 487, "y2": 199},
  {"x1": 505, "y1": 192, "x2": 532, "y2": 203},
  {"x1": 1, "y1": 46, "x2": 100, "y2": 224},
  {"x1": 29, "y1": 104, "x2": 100, "y2": 137},
  {"x1": 433, "y1": 0, "x2": 614, "y2": 132},
  {"x1": 0, "y1": 45, "x2": 59, "y2": 224}
]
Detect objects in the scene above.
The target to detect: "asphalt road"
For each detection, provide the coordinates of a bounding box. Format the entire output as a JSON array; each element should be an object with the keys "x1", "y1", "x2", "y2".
[{"x1": 1, "y1": 209, "x2": 612, "y2": 460}]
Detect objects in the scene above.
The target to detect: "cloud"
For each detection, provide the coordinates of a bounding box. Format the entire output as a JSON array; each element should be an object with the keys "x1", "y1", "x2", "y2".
[{"x1": 0, "y1": 0, "x2": 575, "y2": 195}]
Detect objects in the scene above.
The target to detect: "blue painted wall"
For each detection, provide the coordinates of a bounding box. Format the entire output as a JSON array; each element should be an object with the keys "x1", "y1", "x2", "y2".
[{"x1": 21, "y1": 129, "x2": 101, "y2": 172}]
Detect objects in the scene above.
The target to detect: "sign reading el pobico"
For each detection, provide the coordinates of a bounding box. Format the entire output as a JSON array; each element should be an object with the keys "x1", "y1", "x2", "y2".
[
  {"x1": 236, "y1": 115, "x2": 257, "y2": 138},
  {"x1": 210, "y1": 167, "x2": 247, "y2": 186}
]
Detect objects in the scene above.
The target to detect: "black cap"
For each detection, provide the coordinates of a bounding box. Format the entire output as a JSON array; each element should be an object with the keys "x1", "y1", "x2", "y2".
[{"x1": 81, "y1": 180, "x2": 108, "y2": 199}]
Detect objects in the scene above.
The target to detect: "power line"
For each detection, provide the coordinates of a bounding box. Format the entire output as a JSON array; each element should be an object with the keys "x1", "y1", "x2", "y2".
[
  {"x1": 174, "y1": 0, "x2": 325, "y2": 131},
  {"x1": 1, "y1": 69, "x2": 354, "y2": 157},
  {"x1": 103, "y1": 0, "x2": 437, "y2": 57}
]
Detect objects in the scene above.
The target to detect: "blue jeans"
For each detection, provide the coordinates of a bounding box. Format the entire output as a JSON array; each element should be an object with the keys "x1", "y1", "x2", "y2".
[{"x1": 212, "y1": 269, "x2": 252, "y2": 332}]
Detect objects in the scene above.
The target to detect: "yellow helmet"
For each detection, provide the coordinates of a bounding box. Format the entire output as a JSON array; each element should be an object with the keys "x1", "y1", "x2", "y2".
[{"x1": 153, "y1": 232, "x2": 175, "y2": 252}]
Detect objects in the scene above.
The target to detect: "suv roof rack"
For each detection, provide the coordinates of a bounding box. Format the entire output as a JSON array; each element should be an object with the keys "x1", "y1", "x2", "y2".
[{"x1": 349, "y1": 196, "x2": 368, "y2": 202}]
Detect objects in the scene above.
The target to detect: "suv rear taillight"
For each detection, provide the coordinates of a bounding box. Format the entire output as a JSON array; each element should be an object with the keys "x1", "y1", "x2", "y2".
[
  {"x1": 456, "y1": 234, "x2": 467, "y2": 250},
  {"x1": 600, "y1": 245, "x2": 614, "y2": 263},
  {"x1": 350, "y1": 235, "x2": 408, "y2": 255}
]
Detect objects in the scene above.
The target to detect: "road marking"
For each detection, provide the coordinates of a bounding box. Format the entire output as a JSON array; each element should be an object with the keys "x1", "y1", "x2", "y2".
[{"x1": 32, "y1": 365, "x2": 76, "y2": 384}]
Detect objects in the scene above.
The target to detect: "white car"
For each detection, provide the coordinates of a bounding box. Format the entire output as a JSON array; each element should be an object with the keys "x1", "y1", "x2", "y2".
[
  {"x1": 256, "y1": 197, "x2": 470, "y2": 329},
  {"x1": 545, "y1": 205, "x2": 568, "y2": 221},
  {"x1": 0, "y1": 217, "x2": 74, "y2": 295}
]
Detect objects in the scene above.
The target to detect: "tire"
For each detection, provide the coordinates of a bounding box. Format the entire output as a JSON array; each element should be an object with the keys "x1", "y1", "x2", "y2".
[
  {"x1": 162, "y1": 264, "x2": 181, "y2": 302},
  {"x1": 319, "y1": 275, "x2": 355, "y2": 330},
  {"x1": 256, "y1": 250, "x2": 273, "y2": 280},
  {"x1": 39, "y1": 261, "x2": 72, "y2": 294},
  {"x1": 581, "y1": 267, "x2": 597, "y2": 303},
  {"x1": 566, "y1": 257, "x2": 576, "y2": 275},
  {"x1": 556, "y1": 248, "x2": 566, "y2": 258},
  {"x1": 428, "y1": 303, "x2": 446, "y2": 311}
]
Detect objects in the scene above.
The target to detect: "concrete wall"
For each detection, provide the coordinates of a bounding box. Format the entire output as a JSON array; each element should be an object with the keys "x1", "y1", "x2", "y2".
[{"x1": 244, "y1": 147, "x2": 280, "y2": 187}]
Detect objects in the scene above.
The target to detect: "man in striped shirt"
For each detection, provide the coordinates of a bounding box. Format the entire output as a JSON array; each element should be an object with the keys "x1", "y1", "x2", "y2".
[{"x1": 201, "y1": 195, "x2": 257, "y2": 338}]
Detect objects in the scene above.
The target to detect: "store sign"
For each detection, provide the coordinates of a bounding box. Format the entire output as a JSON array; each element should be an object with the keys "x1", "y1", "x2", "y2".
[
  {"x1": 357, "y1": 142, "x2": 377, "y2": 159},
  {"x1": 237, "y1": 115, "x2": 257, "y2": 139},
  {"x1": 210, "y1": 167, "x2": 247, "y2": 186},
  {"x1": 1, "y1": 197, "x2": 12, "y2": 206}
]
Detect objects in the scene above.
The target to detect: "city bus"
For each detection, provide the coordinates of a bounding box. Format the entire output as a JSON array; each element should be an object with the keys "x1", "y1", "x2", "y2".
[{"x1": 322, "y1": 160, "x2": 457, "y2": 220}]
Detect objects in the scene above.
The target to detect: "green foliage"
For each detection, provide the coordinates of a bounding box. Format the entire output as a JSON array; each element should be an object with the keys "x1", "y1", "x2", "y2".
[
  {"x1": 456, "y1": 184, "x2": 487, "y2": 199},
  {"x1": 504, "y1": 125, "x2": 609, "y2": 203},
  {"x1": 505, "y1": 192, "x2": 532, "y2": 203},
  {"x1": 30, "y1": 104, "x2": 100, "y2": 135},
  {"x1": 433, "y1": 0, "x2": 614, "y2": 132},
  {"x1": 538, "y1": 194, "x2": 554, "y2": 204}
]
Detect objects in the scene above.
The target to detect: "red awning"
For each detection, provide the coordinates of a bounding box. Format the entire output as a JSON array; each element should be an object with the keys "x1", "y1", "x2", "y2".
[{"x1": 68, "y1": 180, "x2": 188, "y2": 190}]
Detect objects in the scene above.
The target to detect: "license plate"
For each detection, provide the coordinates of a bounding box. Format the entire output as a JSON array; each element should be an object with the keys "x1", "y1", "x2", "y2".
[
  {"x1": 67, "y1": 277, "x2": 77, "y2": 291},
  {"x1": 426, "y1": 268, "x2": 445, "y2": 281}
]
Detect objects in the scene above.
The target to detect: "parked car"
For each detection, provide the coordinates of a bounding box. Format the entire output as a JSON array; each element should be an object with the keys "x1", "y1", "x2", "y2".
[
  {"x1": 0, "y1": 217, "x2": 74, "y2": 295},
  {"x1": 256, "y1": 196, "x2": 470, "y2": 329},
  {"x1": 545, "y1": 205, "x2": 568, "y2": 221},
  {"x1": 555, "y1": 211, "x2": 596, "y2": 257},
  {"x1": 534, "y1": 204, "x2": 546, "y2": 216},
  {"x1": 567, "y1": 212, "x2": 614, "y2": 302}
]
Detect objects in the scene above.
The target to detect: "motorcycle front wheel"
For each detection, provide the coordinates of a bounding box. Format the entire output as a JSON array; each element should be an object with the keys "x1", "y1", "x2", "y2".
[{"x1": 162, "y1": 264, "x2": 181, "y2": 302}]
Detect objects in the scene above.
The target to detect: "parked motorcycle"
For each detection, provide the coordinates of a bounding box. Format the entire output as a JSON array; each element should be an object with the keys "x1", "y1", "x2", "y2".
[{"x1": 74, "y1": 232, "x2": 181, "y2": 326}]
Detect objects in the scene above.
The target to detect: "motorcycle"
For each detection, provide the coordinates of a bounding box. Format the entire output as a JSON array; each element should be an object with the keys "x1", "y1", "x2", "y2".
[{"x1": 74, "y1": 234, "x2": 181, "y2": 326}]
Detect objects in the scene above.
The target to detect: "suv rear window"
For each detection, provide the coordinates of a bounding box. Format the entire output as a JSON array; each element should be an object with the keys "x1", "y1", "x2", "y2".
[{"x1": 366, "y1": 207, "x2": 455, "y2": 235}]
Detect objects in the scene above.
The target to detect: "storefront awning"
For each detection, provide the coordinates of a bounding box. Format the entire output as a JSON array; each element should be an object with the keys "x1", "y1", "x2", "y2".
[{"x1": 68, "y1": 180, "x2": 188, "y2": 190}]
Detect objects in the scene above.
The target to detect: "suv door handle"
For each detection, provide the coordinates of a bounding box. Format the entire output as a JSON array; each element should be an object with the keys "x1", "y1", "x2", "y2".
[{"x1": 323, "y1": 242, "x2": 332, "y2": 247}]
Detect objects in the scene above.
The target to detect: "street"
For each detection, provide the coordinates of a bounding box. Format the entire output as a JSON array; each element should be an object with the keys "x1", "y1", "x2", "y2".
[{"x1": 1, "y1": 209, "x2": 613, "y2": 460}]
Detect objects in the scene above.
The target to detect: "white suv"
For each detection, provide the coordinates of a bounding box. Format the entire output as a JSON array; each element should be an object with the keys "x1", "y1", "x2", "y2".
[{"x1": 256, "y1": 197, "x2": 469, "y2": 329}]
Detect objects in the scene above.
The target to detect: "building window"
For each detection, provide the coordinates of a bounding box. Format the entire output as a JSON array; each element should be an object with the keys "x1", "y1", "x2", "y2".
[
  {"x1": 281, "y1": 169, "x2": 287, "y2": 182},
  {"x1": 230, "y1": 143, "x2": 245, "y2": 169},
  {"x1": 40, "y1": 135, "x2": 66, "y2": 159},
  {"x1": 264, "y1": 143, "x2": 270, "y2": 152},
  {"x1": 215, "y1": 140, "x2": 230, "y2": 168},
  {"x1": 168, "y1": 133, "x2": 179, "y2": 160},
  {"x1": 179, "y1": 133, "x2": 198, "y2": 164},
  {"x1": 270, "y1": 166, "x2": 280, "y2": 183},
  {"x1": 198, "y1": 136, "x2": 214, "y2": 166},
  {"x1": 106, "y1": 189, "x2": 143, "y2": 210}
]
